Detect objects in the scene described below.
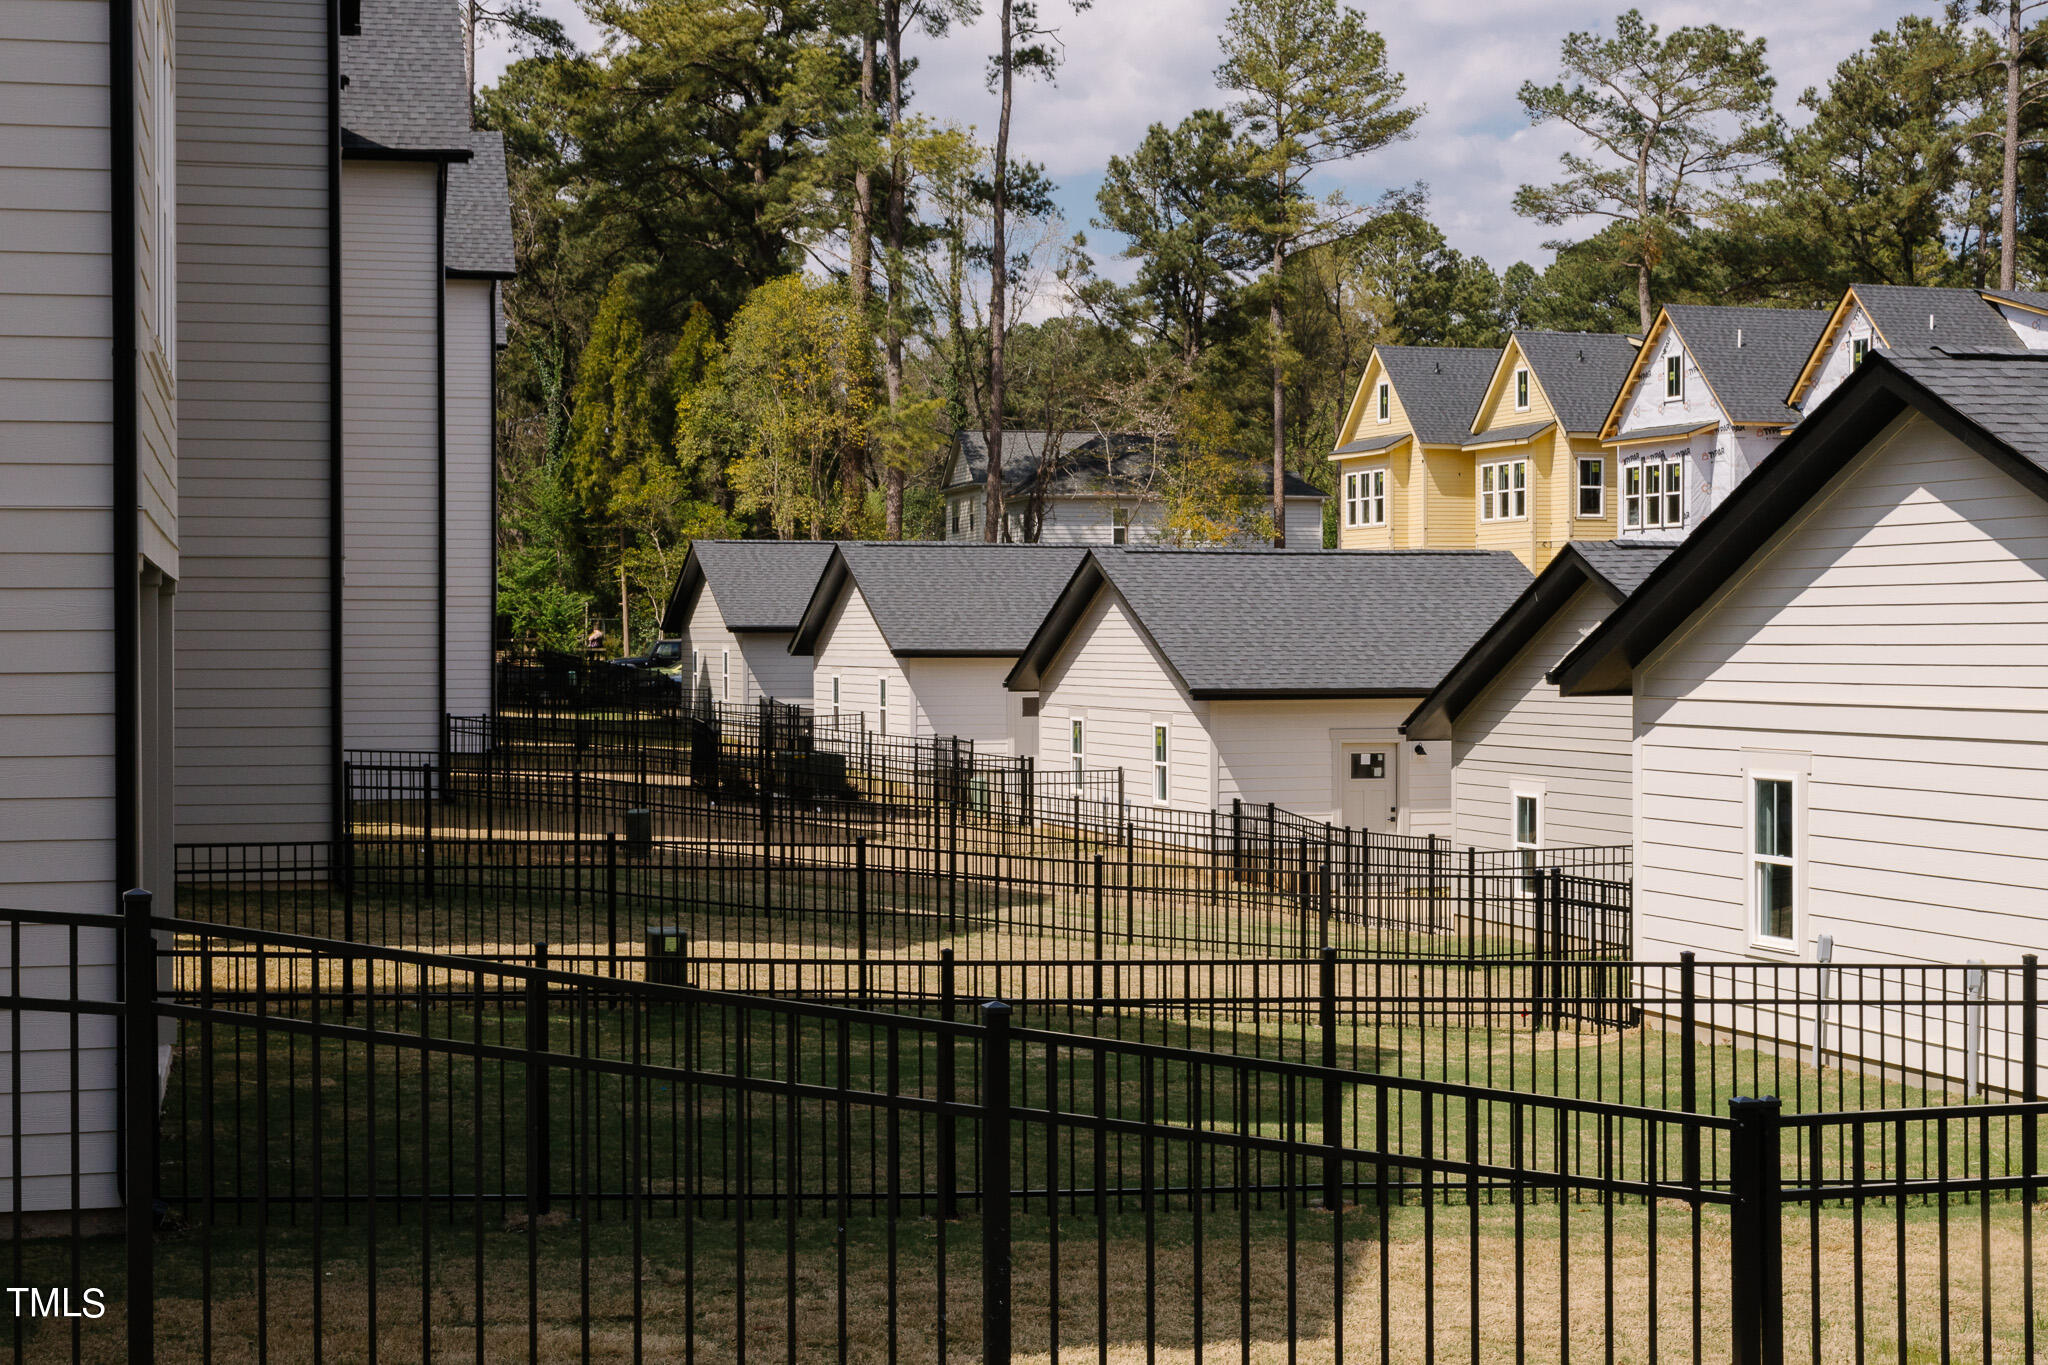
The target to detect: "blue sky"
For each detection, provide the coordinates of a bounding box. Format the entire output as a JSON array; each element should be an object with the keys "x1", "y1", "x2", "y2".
[{"x1": 479, "y1": 1, "x2": 1932, "y2": 286}]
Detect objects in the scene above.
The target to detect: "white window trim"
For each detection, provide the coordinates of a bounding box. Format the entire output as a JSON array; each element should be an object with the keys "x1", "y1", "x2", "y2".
[
  {"x1": 1478, "y1": 458, "x2": 1528, "y2": 523},
  {"x1": 1622, "y1": 454, "x2": 1685, "y2": 531},
  {"x1": 1576, "y1": 457, "x2": 1605, "y2": 519},
  {"x1": 1111, "y1": 507, "x2": 1131, "y2": 546},
  {"x1": 1663, "y1": 354, "x2": 1684, "y2": 402},
  {"x1": 878, "y1": 676, "x2": 889, "y2": 734},
  {"x1": 1344, "y1": 468, "x2": 1387, "y2": 528},
  {"x1": 1512, "y1": 786, "x2": 1544, "y2": 897},
  {"x1": 1151, "y1": 722, "x2": 1170, "y2": 805},
  {"x1": 1744, "y1": 767, "x2": 1804, "y2": 955},
  {"x1": 1376, "y1": 381, "x2": 1391, "y2": 424},
  {"x1": 721, "y1": 649, "x2": 730, "y2": 700},
  {"x1": 1513, "y1": 368, "x2": 1530, "y2": 412},
  {"x1": 1069, "y1": 716, "x2": 1085, "y2": 779}
]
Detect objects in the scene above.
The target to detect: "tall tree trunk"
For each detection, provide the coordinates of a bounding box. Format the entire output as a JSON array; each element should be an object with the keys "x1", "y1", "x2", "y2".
[
  {"x1": 462, "y1": 2, "x2": 477, "y2": 109},
  {"x1": 845, "y1": 26, "x2": 877, "y2": 525},
  {"x1": 1269, "y1": 237, "x2": 1286, "y2": 548},
  {"x1": 2003, "y1": 0, "x2": 2022, "y2": 292},
  {"x1": 984, "y1": 0, "x2": 1014, "y2": 543},
  {"x1": 882, "y1": 1, "x2": 907, "y2": 538}
]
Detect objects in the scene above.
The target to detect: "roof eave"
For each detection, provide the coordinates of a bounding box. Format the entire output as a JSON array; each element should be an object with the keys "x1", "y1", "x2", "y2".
[
  {"x1": 1193, "y1": 686, "x2": 1431, "y2": 701},
  {"x1": 1402, "y1": 549, "x2": 1606, "y2": 734}
]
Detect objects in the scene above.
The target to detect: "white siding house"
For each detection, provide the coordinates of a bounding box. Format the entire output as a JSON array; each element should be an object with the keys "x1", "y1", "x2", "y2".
[
  {"x1": 1010, "y1": 550, "x2": 1529, "y2": 831},
  {"x1": 1, "y1": 0, "x2": 181, "y2": 1213},
  {"x1": 942, "y1": 431, "x2": 1326, "y2": 547},
  {"x1": 792, "y1": 543, "x2": 1090, "y2": 758},
  {"x1": 662, "y1": 540, "x2": 837, "y2": 705},
  {"x1": 1404, "y1": 543, "x2": 1671, "y2": 852},
  {"x1": 1557, "y1": 350, "x2": 2048, "y2": 1086}
]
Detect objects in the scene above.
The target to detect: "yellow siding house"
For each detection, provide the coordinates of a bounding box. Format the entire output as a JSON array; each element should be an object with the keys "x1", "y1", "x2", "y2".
[
  {"x1": 1327, "y1": 346, "x2": 1499, "y2": 551},
  {"x1": 1463, "y1": 331, "x2": 1637, "y2": 571}
]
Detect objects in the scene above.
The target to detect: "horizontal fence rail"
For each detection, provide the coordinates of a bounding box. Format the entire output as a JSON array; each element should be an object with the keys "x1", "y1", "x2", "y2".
[{"x1": 1, "y1": 898, "x2": 2044, "y2": 1364}]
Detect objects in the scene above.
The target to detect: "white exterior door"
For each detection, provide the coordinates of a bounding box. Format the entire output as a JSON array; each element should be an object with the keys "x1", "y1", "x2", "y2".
[{"x1": 1339, "y1": 742, "x2": 1397, "y2": 830}]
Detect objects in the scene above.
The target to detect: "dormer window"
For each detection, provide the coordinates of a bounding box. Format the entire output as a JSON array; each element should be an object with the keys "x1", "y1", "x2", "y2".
[
  {"x1": 1664, "y1": 355, "x2": 1683, "y2": 400},
  {"x1": 1514, "y1": 368, "x2": 1530, "y2": 411},
  {"x1": 1851, "y1": 336, "x2": 1869, "y2": 366},
  {"x1": 1376, "y1": 382, "x2": 1390, "y2": 423}
]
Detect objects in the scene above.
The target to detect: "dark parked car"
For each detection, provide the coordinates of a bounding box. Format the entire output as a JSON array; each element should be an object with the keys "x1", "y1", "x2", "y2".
[{"x1": 612, "y1": 638, "x2": 685, "y2": 676}]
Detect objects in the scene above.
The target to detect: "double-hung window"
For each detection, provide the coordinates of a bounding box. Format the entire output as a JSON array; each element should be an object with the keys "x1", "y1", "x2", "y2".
[
  {"x1": 1376, "y1": 382, "x2": 1391, "y2": 422},
  {"x1": 721, "y1": 649, "x2": 730, "y2": 700},
  {"x1": 1479, "y1": 459, "x2": 1527, "y2": 522},
  {"x1": 878, "y1": 677, "x2": 888, "y2": 734},
  {"x1": 1750, "y1": 776, "x2": 1797, "y2": 947},
  {"x1": 1070, "y1": 718, "x2": 1085, "y2": 779},
  {"x1": 1344, "y1": 469, "x2": 1386, "y2": 527},
  {"x1": 1111, "y1": 508, "x2": 1130, "y2": 546},
  {"x1": 1624, "y1": 456, "x2": 1684, "y2": 530},
  {"x1": 1664, "y1": 355, "x2": 1683, "y2": 400},
  {"x1": 830, "y1": 676, "x2": 840, "y2": 722},
  {"x1": 1577, "y1": 458, "x2": 1604, "y2": 518},
  {"x1": 1851, "y1": 336, "x2": 1870, "y2": 367},
  {"x1": 1514, "y1": 792, "x2": 1542, "y2": 894},
  {"x1": 1151, "y1": 724, "x2": 1169, "y2": 804},
  {"x1": 1514, "y1": 368, "x2": 1530, "y2": 411}
]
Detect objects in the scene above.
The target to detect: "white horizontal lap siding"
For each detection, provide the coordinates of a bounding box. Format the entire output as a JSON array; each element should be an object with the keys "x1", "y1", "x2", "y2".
[
  {"x1": 1283, "y1": 498, "x2": 1324, "y2": 547},
  {"x1": 341, "y1": 161, "x2": 442, "y2": 752},
  {"x1": 1208, "y1": 698, "x2": 1420, "y2": 830},
  {"x1": 0, "y1": 0, "x2": 124, "y2": 1211},
  {"x1": 902, "y1": 657, "x2": 1015, "y2": 753},
  {"x1": 134, "y1": 0, "x2": 176, "y2": 576},
  {"x1": 443, "y1": 279, "x2": 493, "y2": 719},
  {"x1": 1800, "y1": 303, "x2": 1873, "y2": 414},
  {"x1": 1636, "y1": 412, "x2": 2048, "y2": 973},
  {"x1": 811, "y1": 584, "x2": 908, "y2": 736},
  {"x1": 1036, "y1": 589, "x2": 1209, "y2": 810},
  {"x1": 1450, "y1": 583, "x2": 1633, "y2": 850},
  {"x1": 175, "y1": 0, "x2": 335, "y2": 843},
  {"x1": 738, "y1": 632, "x2": 811, "y2": 704}
]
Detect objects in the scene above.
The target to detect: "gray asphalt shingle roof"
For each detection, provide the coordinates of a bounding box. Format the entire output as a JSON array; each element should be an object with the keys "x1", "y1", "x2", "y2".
[
  {"x1": 1662, "y1": 305, "x2": 1829, "y2": 425},
  {"x1": 446, "y1": 132, "x2": 515, "y2": 277},
  {"x1": 341, "y1": 0, "x2": 472, "y2": 157},
  {"x1": 1332, "y1": 431, "x2": 1411, "y2": 456},
  {"x1": 1855, "y1": 285, "x2": 2024, "y2": 357},
  {"x1": 1982, "y1": 288, "x2": 2048, "y2": 314},
  {"x1": 1884, "y1": 351, "x2": 2048, "y2": 474},
  {"x1": 675, "y1": 540, "x2": 838, "y2": 633},
  {"x1": 950, "y1": 431, "x2": 1322, "y2": 498},
  {"x1": 829, "y1": 543, "x2": 1090, "y2": 656},
  {"x1": 1086, "y1": 548, "x2": 1531, "y2": 696},
  {"x1": 1571, "y1": 541, "x2": 1677, "y2": 597},
  {"x1": 1465, "y1": 419, "x2": 1555, "y2": 448},
  {"x1": 1513, "y1": 332, "x2": 1641, "y2": 433},
  {"x1": 1610, "y1": 420, "x2": 1718, "y2": 443},
  {"x1": 1373, "y1": 347, "x2": 1501, "y2": 446}
]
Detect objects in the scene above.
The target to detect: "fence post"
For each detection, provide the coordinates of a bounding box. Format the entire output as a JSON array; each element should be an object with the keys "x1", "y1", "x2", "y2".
[
  {"x1": 122, "y1": 888, "x2": 158, "y2": 1363},
  {"x1": 1318, "y1": 841, "x2": 1333, "y2": 951},
  {"x1": 1091, "y1": 855, "x2": 1105, "y2": 1014},
  {"x1": 1021, "y1": 756, "x2": 1035, "y2": 828},
  {"x1": 936, "y1": 949, "x2": 959, "y2": 1222},
  {"x1": 1427, "y1": 834, "x2": 1442, "y2": 934},
  {"x1": 2025, "y1": 957, "x2": 2038, "y2": 1219},
  {"x1": 1728, "y1": 1096, "x2": 1784, "y2": 1365},
  {"x1": 1266, "y1": 802, "x2": 1277, "y2": 890},
  {"x1": 946, "y1": 792, "x2": 960, "y2": 934},
  {"x1": 1297, "y1": 839, "x2": 1313, "y2": 952},
  {"x1": 856, "y1": 836, "x2": 870, "y2": 1002},
  {"x1": 980, "y1": 1000, "x2": 1014, "y2": 1365},
  {"x1": 341, "y1": 827, "x2": 358, "y2": 1018},
  {"x1": 1231, "y1": 798, "x2": 1243, "y2": 884},
  {"x1": 420, "y1": 762, "x2": 437, "y2": 897},
  {"x1": 526, "y1": 945, "x2": 552, "y2": 1217},
  {"x1": 1531, "y1": 872, "x2": 1549, "y2": 1030},
  {"x1": 1463, "y1": 846, "x2": 1476, "y2": 963},
  {"x1": 1548, "y1": 867, "x2": 1565, "y2": 1029},
  {"x1": 1320, "y1": 946, "x2": 1341, "y2": 1210},
  {"x1": 606, "y1": 833, "x2": 620, "y2": 982},
  {"x1": 1679, "y1": 952, "x2": 1699, "y2": 1191}
]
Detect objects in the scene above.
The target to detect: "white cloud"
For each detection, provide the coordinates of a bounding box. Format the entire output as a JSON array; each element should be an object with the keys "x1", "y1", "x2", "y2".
[{"x1": 478, "y1": 0, "x2": 1934, "y2": 276}]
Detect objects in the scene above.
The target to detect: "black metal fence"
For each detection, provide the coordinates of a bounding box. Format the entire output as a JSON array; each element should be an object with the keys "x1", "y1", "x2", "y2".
[{"x1": 3, "y1": 896, "x2": 2043, "y2": 1363}]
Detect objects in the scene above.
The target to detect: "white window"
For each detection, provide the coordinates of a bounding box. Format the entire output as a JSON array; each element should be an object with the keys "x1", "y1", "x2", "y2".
[
  {"x1": 1151, "y1": 723, "x2": 1169, "y2": 804},
  {"x1": 1664, "y1": 355, "x2": 1683, "y2": 400},
  {"x1": 721, "y1": 649, "x2": 730, "y2": 700},
  {"x1": 1577, "y1": 457, "x2": 1604, "y2": 518},
  {"x1": 1111, "y1": 508, "x2": 1130, "y2": 546},
  {"x1": 1376, "y1": 382, "x2": 1390, "y2": 423},
  {"x1": 1513, "y1": 792, "x2": 1542, "y2": 894},
  {"x1": 1070, "y1": 717, "x2": 1084, "y2": 779},
  {"x1": 878, "y1": 677, "x2": 888, "y2": 734},
  {"x1": 1479, "y1": 459, "x2": 1527, "y2": 522},
  {"x1": 830, "y1": 676, "x2": 840, "y2": 722},
  {"x1": 1623, "y1": 456, "x2": 1684, "y2": 530},
  {"x1": 1514, "y1": 368, "x2": 1530, "y2": 411},
  {"x1": 1851, "y1": 336, "x2": 1870, "y2": 367},
  {"x1": 1343, "y1": 469, "x2": 1387, "y2": 528},
  {"x1": 1749, "y1": 775, "x2": 1798, "y2": 947}
]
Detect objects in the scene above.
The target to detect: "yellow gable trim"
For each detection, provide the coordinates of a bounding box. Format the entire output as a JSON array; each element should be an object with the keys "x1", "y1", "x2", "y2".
[
  {"x1": 1786, "y1": 286, "x2": 1881, "y2": 408},
  {"x1": 1598, "y1": 309, "x2": 1675, "y2": 441}
]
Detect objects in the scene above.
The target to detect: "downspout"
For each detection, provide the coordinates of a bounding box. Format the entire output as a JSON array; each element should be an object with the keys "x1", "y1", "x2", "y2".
[
  {"x1": 436, "y1": 164, "x2": 448, "y2": 744},
  {"x1": 327, "y1": 0, "x2": 346, "y2": 841},
  {"x1": 110, "y1": 0, "x2": 140, "y2": 891},
  {"x1": 488, "y1": 282, "x2": 499, "y2": 714}
]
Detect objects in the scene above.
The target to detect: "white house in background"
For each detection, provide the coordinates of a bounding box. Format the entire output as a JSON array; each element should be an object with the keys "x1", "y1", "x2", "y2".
[
  {"x1": 661, "y1": 540, "x2": 838, "y2": 704},
  {"x1": 1, "y1": 0, "x2": 180, "y2": 1216},
  {"x1": 1007, "y1": 549, "x2": 1529, "y2": 833},
  {"x1": 1598, "y1": 305, "x2": 1827, "y2": 544},
  {"x1": 1555, "y1": 348, "x2": 2048, "y2": 975},
  {"x1": 1402, "y1": 543, "x2": 1672, "y2": 853},
  {"x1": 940, "y1": 431, "x2": 1327, "y2": 546},
  {"x1": 791, "y1": 543, "x2": 1089, "y2": 758},
  {"x1": 1788, "y1": 284, "x2": 2034, "y2": 418}
]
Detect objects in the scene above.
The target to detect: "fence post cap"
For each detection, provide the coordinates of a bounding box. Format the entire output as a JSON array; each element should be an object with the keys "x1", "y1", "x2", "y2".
[
  {"x1": 1728, "y1": 1095, "x2": 1782, "y2": 1118},
  {"x1": 121, "y1": 887, "x2": 154, "y2": 910},
  {"x1": 981, "y1": 999, "x2": 1012, "y2": 1022}
]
